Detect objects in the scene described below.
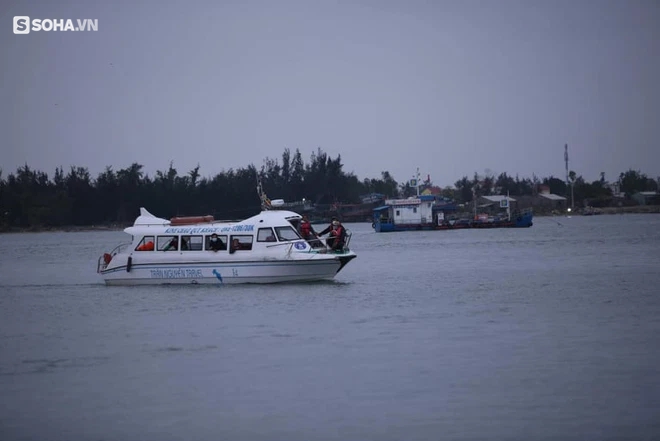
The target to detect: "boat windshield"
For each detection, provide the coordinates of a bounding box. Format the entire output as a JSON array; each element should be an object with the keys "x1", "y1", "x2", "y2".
[{"x1": 274, "y1": 226, "x2": 301, "y2": 241}]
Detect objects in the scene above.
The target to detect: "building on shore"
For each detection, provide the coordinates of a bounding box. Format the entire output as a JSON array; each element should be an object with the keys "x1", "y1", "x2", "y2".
[
  {"x1": 475, "y1": 195, "x2": 518, "y2": 214},
  {"x1": 632, "y1": 191, "x2": 660, "y2": 206}
]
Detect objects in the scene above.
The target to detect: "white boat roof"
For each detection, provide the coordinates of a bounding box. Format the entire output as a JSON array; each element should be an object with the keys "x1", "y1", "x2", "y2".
[{"x1": 124, "y1": 207, "x2": 302, "y2": 236}]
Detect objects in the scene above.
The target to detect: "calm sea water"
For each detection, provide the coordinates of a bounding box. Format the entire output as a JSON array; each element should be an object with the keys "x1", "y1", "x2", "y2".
[{"x1": 1, "y1": 214, "x2": 659, "y2": 441}]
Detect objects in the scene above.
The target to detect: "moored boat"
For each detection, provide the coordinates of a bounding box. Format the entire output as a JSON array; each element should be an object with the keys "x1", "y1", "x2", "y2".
[
  {"x1": 97, "y1": 207, "x2": 357, "y2": 285},
  {"x1": 372, "y1": 195, "x2": 533, "y2": 232}
]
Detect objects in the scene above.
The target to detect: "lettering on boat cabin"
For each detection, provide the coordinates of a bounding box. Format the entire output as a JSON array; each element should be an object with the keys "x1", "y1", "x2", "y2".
[
  {"x1": 218, "y1": 224, "x2": 255, "y2": 233},
  {"x1": 150, "y1": 268, "x2": 203, "y2": 279},
  {"x1": 163, "y1": 224, "x2": 254, "y2": 234},
  {"x1": 165, "y1": 227, "x2": 220, "y2": 234}
]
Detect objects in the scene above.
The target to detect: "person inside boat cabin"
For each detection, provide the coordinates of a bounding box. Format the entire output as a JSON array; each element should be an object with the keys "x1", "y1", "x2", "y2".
[
  {"x1": 298, "y1": 214, "x2": 320, "y2": 245},
  {"x1": 163, "y1": 237, "x2": 178, "y2": 251},
  {"x1": 326, "y1": 219, "x2": 346, "y2": 251},
  {"x1": 229, "y1": 238, "x2": 241, "y2": 254},
  {"x1": 208, "y1": 233, "x2": 225, "y2": 251}
]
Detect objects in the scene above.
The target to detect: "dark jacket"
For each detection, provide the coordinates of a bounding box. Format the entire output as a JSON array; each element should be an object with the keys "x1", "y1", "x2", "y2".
[
  {"x1": 208, "y1": 237, "x2": 224, "y2": 251},
  {"x1": 318, "y1": 223, "x2": 335, "y2": 236}
]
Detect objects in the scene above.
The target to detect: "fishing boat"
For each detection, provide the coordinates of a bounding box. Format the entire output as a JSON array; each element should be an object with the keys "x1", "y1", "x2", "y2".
[
  {"x1": 97, "y1": 184, "x2": 356, "y2": 285},
  {"x1": 372, "y1": 169, "x2": 533, "y2": 232}
]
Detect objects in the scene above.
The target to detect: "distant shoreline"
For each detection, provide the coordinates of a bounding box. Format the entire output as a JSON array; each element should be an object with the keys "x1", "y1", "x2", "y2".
[
  {"x1": 0, "y1": 225, "x2": 128, "y2": 234},
  {"x1": 1, "y1": 206, "x2": 659, "y2": 233},
  {"x1": 568, "y1": 205, "x2": 660, "y2": 215}
]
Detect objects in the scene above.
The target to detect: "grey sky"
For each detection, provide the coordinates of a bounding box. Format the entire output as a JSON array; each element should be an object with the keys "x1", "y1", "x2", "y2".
[{"x1": 2, "y1": 0, "x2": 659, "y2": 188}]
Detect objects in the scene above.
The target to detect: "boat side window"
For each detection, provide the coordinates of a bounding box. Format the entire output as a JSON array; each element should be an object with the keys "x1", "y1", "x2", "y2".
[
  {"x1": 257, "y1": 227, "x2": 277, "y2": 242},
  {"x1": 205, "y1": 234, "x2": 227, "y2": 251},
  {"x1": 274, "y1": 226, "x2": 301, "y2": 242},
  {"x1": 181, "y1": 235, "x2": 203, "y2": 251},
  {"x1": 158, "y1": 235, "x2": 179, "y2": 251},
  {"x1": 229, "y1": 235, "x2": 253, "y2": 252},
  {"x1": 135, "y1": 235, "x2": 155, "y2": 251}
]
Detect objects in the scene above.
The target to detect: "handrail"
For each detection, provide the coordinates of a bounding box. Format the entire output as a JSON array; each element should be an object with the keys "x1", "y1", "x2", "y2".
[
  {"x1": 98, "y1": 241, "x2": 131, "y2": 273},
  {"x1": 261, "y1": 233, "x2": 353, "y2": 254},
  {"x1": 110, "y1": 242, "x2": 132, "y2": 256},
  {"x1": 343, "y1": 230, "x2": 352, "y2": 249},
  {"x1": 96, "y1": 254, "x2": 106, "y2": 273}
]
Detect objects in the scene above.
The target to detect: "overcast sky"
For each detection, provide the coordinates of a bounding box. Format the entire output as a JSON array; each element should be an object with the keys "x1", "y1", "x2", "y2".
[{"x1": 2, "y1": 0, "x2": 659, "y2": 188}]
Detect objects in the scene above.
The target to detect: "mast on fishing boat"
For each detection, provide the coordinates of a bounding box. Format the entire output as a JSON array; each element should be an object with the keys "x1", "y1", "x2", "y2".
[{"x1": 409, "y1": 167, "x2": 421, "y2": 197}]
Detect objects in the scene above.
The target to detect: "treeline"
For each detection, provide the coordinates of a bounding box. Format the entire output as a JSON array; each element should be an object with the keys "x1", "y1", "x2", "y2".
[
  {"x1": 0, "y1": 146, "x2": 658, "y2": 228},
  {"x1": 0, "y1": 148, "x2": 399, "y2": 228},
  {"x1": 449, "y1": 169, "x2": 658, "y2": 206}
]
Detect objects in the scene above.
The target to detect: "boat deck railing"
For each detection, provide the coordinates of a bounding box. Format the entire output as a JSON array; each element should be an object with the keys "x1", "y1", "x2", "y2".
[
  {"x1": 97, "y1": 242, "x2": 132, "y2": 273},
  {"x1": 263, "y1": 230, "x2": 353, "y2": 255},
  {"x1": 308, "y1": 229, "x2": 352, "y2": 254},
  {"x1": 110, "y1": 242, "x2": 132, "y2": 255},
  {"x1": 96, "y1": 255, "x2": 107, "y2": 273},
  {"x1": 343, "y1": 230, "x2": 353, "y2": 250}
]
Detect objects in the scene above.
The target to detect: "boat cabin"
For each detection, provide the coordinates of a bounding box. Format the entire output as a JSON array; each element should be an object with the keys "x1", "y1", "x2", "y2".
[
  {"x1": 375, "y1": 195, "x2": 436, "y2": 225},
  {"x1": 121, "y1": 208, "x2": 332, "y2": 256},
  {"x1": 129, "y1": 223, "x2": 304, "y2": 254}
]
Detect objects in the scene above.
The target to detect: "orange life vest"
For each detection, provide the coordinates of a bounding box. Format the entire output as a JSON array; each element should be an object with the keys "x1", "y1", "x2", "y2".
[
  {"x1": 137, "y1": 241, "x2": 154, "y2": 251},
  {"x1": 300, "y1": 221, "x2": 311, "y2": 237}
]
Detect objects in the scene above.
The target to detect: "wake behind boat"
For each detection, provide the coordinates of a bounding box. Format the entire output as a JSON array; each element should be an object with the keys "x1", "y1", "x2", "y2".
[{"x1": 97, "y1": 207, "x2": 357, "y2": 285}]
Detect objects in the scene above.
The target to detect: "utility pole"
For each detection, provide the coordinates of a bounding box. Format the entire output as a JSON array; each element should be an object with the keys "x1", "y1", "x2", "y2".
[
  {"x1": 565, "y1": 144, "x2": 574, "y2": 210},
  {"x1": 564, "y1": 144, "x2": 569, "y2": 194}
]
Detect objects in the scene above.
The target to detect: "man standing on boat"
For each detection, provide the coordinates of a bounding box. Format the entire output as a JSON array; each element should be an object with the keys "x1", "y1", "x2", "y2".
[{"x1": 318, "y1": 216, "x2": 338, "y2": 237}]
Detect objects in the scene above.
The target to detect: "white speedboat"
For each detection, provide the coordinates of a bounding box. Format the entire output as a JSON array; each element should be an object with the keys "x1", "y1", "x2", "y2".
[{"x1": 97, "y1": 208, "x2": 357, "y2": 285}]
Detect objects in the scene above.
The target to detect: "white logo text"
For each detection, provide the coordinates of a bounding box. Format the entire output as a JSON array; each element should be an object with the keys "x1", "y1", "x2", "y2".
[{"x1": 13, "y1": 16, "x2": 99, "y2": 34}]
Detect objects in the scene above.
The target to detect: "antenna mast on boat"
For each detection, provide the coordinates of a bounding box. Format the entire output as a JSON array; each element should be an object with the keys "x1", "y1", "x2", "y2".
[
  {"x1": 256, "y1": 177, "x2": 272, "y2": 211},
  {"x1": 412, "y1": 167, "x2": 420, "y2": 197}
]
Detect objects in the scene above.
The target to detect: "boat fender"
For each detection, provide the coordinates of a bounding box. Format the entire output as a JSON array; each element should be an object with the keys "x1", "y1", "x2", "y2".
[
  {"x1": 126, "y1": 256, "x2": 133, "y2": 272},
  {"x1": 103, "y1": 253, "x2": 112, "y2": 264}
]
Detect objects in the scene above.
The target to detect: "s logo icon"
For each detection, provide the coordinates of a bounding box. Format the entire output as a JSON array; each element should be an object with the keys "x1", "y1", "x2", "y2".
[{"x1": 13, "y1": 16, "x2": 30, "y2": 34}]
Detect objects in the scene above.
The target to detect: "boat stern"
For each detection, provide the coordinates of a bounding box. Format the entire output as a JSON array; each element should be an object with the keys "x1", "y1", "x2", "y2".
[{"x1": 513, "y1": 209, "x2": 534, "y2": 227}]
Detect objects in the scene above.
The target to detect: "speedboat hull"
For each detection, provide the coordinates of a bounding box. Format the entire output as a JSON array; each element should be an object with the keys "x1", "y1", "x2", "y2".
[{"x1": 100, "y1": 255, "x2": 355, "y2": 285}]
